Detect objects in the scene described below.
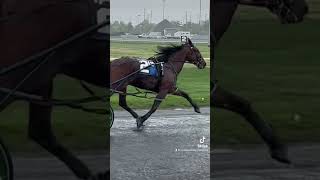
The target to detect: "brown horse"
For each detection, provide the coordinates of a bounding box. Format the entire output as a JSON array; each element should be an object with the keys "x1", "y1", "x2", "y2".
[
  {"x1": 111, "y1": 38, "x2": 206, "y2": 129},
  {"x1": 0, "y1": 0, "x2": 109, "y2": 179},
  {"x1": 211, "y1": 0, "x2": 308, "y2": 164}
]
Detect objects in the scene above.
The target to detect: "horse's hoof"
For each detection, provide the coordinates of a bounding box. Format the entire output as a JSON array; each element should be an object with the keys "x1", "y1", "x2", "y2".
[
  {"x1": 194, "y1": 107, "x2": 201, "y2": 113},
  {"x1": 270, "y1": 144, "x2": 291, "y2": 164},
  {"x1": 136, "y1": 117, "x2": 144, "y2": 129}
]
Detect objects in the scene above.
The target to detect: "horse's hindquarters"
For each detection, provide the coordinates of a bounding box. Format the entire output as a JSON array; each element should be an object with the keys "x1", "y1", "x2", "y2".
[
  {"x1": 110, "y1": 58, "x2": 139, "y2": 89},
  {"x1": 0, "y1": 1, "x2": 94, "y2": 67}
]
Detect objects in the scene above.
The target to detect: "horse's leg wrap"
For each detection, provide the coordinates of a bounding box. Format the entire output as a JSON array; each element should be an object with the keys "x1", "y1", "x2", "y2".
[
  {"x1": 141, "y1": 98, "x2": 163, "y2": 121},
  {"x1": 136, "y1": 98, "x2": 164, "y2": 129}
]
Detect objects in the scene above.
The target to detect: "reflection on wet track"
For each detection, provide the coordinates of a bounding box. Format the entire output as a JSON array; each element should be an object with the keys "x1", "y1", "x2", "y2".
[{"x1": 111, "y1": 107, "x2": 210, "y2": 180}]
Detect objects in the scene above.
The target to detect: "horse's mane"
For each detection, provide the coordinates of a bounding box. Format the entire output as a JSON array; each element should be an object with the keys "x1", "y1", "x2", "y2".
[{"x1": 153, "y1": 44, "x2": 184, "y2": 62}]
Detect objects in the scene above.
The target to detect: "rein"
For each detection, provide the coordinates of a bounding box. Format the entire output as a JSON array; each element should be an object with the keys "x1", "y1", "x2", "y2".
[
  {"x1": 0, "y1": 51, "x2": 56, "y2": 106},
  {"x1": 0, "y1": 20, "x2": 109, "y2": 114},
  {"x1": 166, "y1": 59, "x2": 202, "y2": 76},
  {"x1": 0, "y1": 87, "x2": 107, "y2": 114}
]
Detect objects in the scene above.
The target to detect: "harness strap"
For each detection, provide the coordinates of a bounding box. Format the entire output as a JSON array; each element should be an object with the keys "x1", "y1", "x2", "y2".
[
  {"x1": 154, "y1": 61, "x2": 164, "y2": 91},
  {"x1": 0, "y1": 51, "x2": 55, "y2": 107},
  {"x1": 111, "y1": 89, "x2": 156, "y2": 99},
  {"x1": 0, "y1": 87, "x2": 107, "y2": 114}
]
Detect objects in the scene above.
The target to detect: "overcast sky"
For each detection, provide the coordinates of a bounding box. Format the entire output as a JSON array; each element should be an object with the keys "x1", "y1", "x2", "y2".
[{"x1": 111, "y1": 0, "x2": 210, "y2": 25}]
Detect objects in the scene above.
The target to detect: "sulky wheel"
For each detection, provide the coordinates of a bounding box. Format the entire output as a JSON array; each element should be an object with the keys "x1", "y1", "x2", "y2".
[
  {"x1": 108, "y1": 106, "x2": 114, "y2": 128},
  {"x1": 0, "y1": 137, "x2": 13, "y2": 180}
]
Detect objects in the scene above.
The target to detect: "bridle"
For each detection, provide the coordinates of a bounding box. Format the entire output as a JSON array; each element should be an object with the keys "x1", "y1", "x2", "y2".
[
  {"x1": 189, "y1": 46, "x2": 204, "y2": 68},
  {"x1": 267, "y1": 0, "x2": 300, "y2": 23},
  {"x1": 165, "y1": 45, "x2": 204, "y2": 77}
]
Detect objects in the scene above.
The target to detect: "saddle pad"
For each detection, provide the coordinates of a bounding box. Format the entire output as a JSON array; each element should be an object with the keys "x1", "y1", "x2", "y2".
[{"x1": 138, "y1": 59, "x2": 163, "y2": 78}]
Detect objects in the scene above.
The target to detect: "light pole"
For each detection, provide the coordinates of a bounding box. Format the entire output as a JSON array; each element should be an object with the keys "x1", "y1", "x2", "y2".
[
  {"x1": 199, "y1": 0, "x2": 202, "y2": 25},
  {"x1": 162, "y1": 0, "x2": 166, "y2": 20},
  {"x1": 136, "y1": 14, "x2": 141, "y2": 25}
]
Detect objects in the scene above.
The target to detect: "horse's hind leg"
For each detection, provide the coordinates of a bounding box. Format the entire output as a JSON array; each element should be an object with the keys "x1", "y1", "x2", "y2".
[
  {"x1": 28, "y1": 84, "x2": 92, "y2": 179},
  {"x1": 212, "y1": 85, "x2": 290, "y2": 164},
  {"x1": 172, "y1": 88, "x2": 200, "y2": 113},
  {"x1": 136, "y1": 90, "x2": 168, "y2": 129},
  {"x1": 118, "y1": 87, "x2": 139, "y2": 118}
]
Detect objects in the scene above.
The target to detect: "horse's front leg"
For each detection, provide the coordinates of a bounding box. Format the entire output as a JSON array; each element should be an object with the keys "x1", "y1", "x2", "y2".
[
  {"x1": 211, "y1": 85, "x2": 290, "y2": 164},
  {"x1": 136, "y1": 90, "x2": 168, "y2": 129},
  {"x1": 172, "y1": 88, "x2": 200, "y2": 113},
  {"x1": 28, "y1": 83, "x2": 93, "y2": 179}
]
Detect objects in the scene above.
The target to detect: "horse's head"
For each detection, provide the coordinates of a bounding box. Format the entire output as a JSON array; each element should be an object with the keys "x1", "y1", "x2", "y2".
[
  {"x1": 184, "y1": 38, "x2": 206, "y2": 69},
  {"x1": 268, "y1": 0, "x2": 309, "y2": 24}
]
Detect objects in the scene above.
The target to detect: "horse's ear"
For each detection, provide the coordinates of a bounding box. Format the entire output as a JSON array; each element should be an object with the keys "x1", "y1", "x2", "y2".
[{"x1": 188, "y1": 38, "x2": 194, "y2": 47}]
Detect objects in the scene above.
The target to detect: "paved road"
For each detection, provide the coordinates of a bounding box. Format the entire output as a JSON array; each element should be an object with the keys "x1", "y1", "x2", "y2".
[
  {"x1": 111, "y1": 107, "x2": 210, "y2": 180},
  {"x1": 13, "y1": 153, "x2": 108, "y2": 180},
  {"x1": 111, "y1": 37, "x2": 209, "y2": 44},
  {"x1": 212, "y1": 145, "x2": 320, "y2": 180}
]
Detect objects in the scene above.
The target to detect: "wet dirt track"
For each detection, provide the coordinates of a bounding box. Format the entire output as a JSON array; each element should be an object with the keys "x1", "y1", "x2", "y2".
[
  {"x1": 13, "y1": 153, "x2": 107, "y2": 180},
  {"x1": 212, "y1": 145, "x2": 320, "y2": 180},
  {"x1": 110, "y1": 107, "x2": 210, "y2": 180}
]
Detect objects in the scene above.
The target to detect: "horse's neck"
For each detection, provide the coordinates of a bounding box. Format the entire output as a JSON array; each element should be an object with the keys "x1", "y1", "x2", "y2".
[{"x1": 167, "y1": 49, "x2": 187, "y2": 74}]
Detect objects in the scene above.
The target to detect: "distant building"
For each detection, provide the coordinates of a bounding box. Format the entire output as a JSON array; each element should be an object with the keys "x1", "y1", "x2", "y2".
[
  {"x1": 164, "y1": 28, "x2": 178, "y2": 38},
  {"x1": 152, "y1": 19, "x2": 177, "y2": 35}
]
